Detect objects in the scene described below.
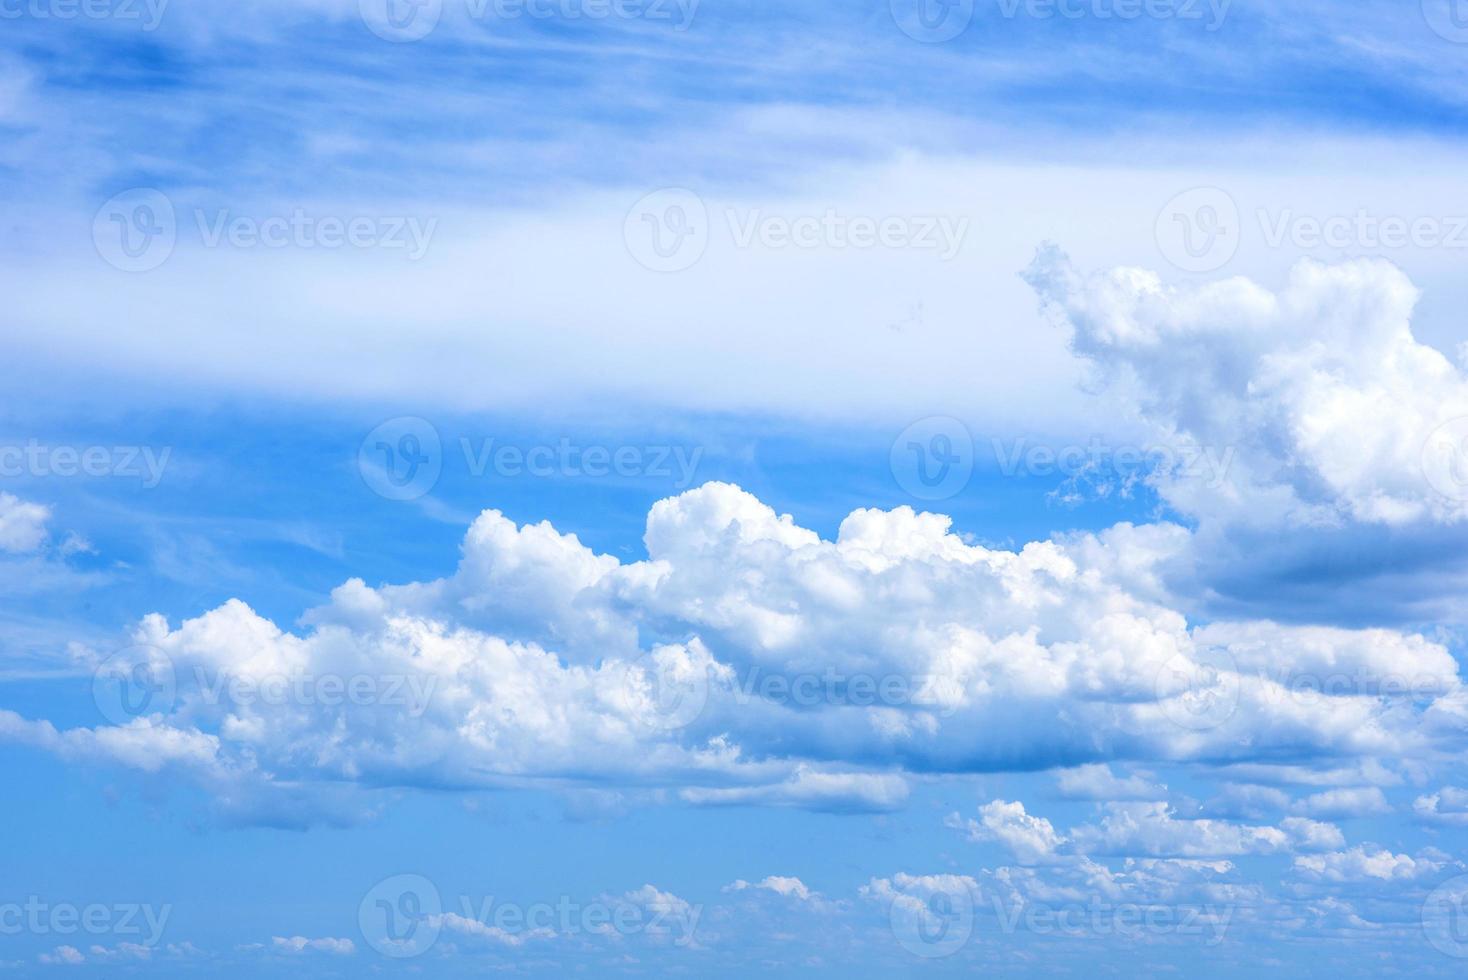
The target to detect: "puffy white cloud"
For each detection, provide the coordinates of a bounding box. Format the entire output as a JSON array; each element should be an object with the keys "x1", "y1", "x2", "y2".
[
  {"x1": 1292, "y1": 846, "x2": 1451, "y2": 882},
  {"x1": 1025, "y1": 250, "x2": 1468, "y2": 529},
  {"x1": 1, "y1": 482, "x2": 1462, "y2": 823},
  {"x1": 1412, "y1": 786, "x2": 1468, "y2": 826},
  {"x1": 1068, "y1": 802, "x2": 1295, "y2": 859},
  {"x1": 0, "y1": 492, "x2": 49, "y2": 553},
  {"x1": 947, "y1": 800, "x2": 1068, "y2": 865}
]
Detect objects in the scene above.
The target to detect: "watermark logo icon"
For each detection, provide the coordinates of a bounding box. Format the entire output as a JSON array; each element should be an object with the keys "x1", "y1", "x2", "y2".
[
  {"x1": 93, "y1": 189, "x2": 176, "y2": 273},
  {"x1": 92, "y1": 645, "x2": 177, "y2": 725},
  {"x1": 1155, "y1": 647, "x2": 1240, "y2": 732},
  {"x1": 889, "y1": 881, "x2": 975, "y2": 958},
  {"x1": 617, "y1": 649, "x2": 710, "y2": 730},
  {"x1": 359, "y1": 874, "x2": 443, "y2": 958},
  {"x1": 1422, "y1": 417, "x2": 1468, "y2": 501},
  {"x1": 1155, "y1": 187, "x2": 1239, "y2": 273},
  {"x1": 890, "y1": 0, "x2": 974, "y2": 42},
  {"x1": 360, "y1": 0, "x2": 442, "y2": 41},
  {"x1": 891, "y1": 416, "x2": 974, "y2": 501},
  {"x1": 359, "y1": 417, "x2": 443, "y2": 501},
  {"x1": 624, "y1": 188, "x2": 708, "y2": 272},
  {"x1": 1423, "y1": 0, "x2": 1468, "y2": 43},
  {"x1": 1423, "y1": 874, "x2": 1468, "y2": 957}
]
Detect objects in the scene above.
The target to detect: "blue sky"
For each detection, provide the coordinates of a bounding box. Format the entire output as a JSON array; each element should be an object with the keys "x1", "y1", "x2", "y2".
[{"x1": 6, "y1": 1, "x2": 1468, "y2": 976}]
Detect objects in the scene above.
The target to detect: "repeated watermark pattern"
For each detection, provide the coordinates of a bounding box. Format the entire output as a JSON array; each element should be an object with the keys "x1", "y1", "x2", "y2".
[
  {"x1": 890, "y1": 416, "x2": 975, "y2": 501},
  {"x1": 621, "y1": 653, "x2": 964, "y2": 731},
  {"x1": 358, "y1": 417, "x2": 704, "y2": 501},
  {"x1": 1422, "y1": 0, "x2": 1468, "y2": 44},
  {"x1": 0, "y1": 441, "x2": 170, "y2": 487},
  {"x1": 0, "y1": 0, "x2": 167, "y2": 29},
  {"x1": 91, "y1": 646, "x2": 438, "y2": 723},
  {"x1": 93, "y1": 189, "x2": 437, "y2": 272},
  {"x1": 624, "y1": 188, "x2": 971, "y2": 272},
  {"x1": 889, "y1": 417, "x2": 1236, "y2": 502},
  {"x1": 358, "y1": 875, "x2": 701, "y2": 958},
  {"x1": 1157, "y1": 186, "x2": 1468, "y2": 273},
  {"x1": 1422, "y1": 417, "x2": 1468, "y2": 502},
  {"x1": 0, "y1": 899, "x2": 171, "y2": 947},
  {"x1": 1152, "y1": 648, "x2": 1456, "y2": 734},
  {"x1": 359, "y1": 0, "x2": 699, "y2": 42},
  {"x1": 1423, "y1": 874, "x2": 1468, "y2": 958},
  {"x1": 889, "y1": 880, "x2": 1232, "y2": 959},
  {"x1": 891, "y1": 0, "x2": 1229, "y2": 43}
]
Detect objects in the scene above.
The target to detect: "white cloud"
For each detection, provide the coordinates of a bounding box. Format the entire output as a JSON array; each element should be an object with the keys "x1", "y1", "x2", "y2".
[
  {"x1": 1412, "y1": 786, "x2": 1468, "y2": 826},
  {"x1": 1291, "y1": 787, "x2": 1392, "y2": 819},
  {"x1": 269, "y1": 936, "x2": 355, "y2": 955},
  {"x1": 1, "y1": 482, "x2": 1463, "y2": 823},
  {"x1": 947, "y1": 800, "x2": 1068, "y2": 865},
  {"x1": 1293, "y1": 846, "x2": 1451, "y2": 883},
  {"x1": 37, "y1": 946, "x2": 83, "y2": 966},
  {"x1": 1055, "y1": 764, "x2": 1166, "y2": 801},
  {"x1": 0, "y1": 493, "x2": 49, "y2": 553},
  {"x1": 724, "y1": 876, "x2": 813, "y2": 901},
  {"x1": 1026, "y1": 250, "x2": 1468, "y2": 529},
  {"x1": 1068, "y1": 802, "x2": 1294, "y2": 859}
]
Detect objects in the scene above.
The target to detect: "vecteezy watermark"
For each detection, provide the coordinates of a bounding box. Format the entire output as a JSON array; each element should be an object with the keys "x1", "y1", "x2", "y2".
[
  {"x1": 359, "y1": 417, "x2": 444, "y2": 501},
  {"x1": 358, "y1": 417, "x2": 705, "y2": 502},
  {"x1": 624, "y1": 188, "x2": 708, "y2": 272},
  {"x1": 890, "y1": 416, "x2": 975, "y2": 501},
  {"x1": 885, "y1": 880, "x2": 1232, "y2": 959},
  {"x1": 1155, "y1": 187, "x2": 1239, "y2": 273},
  {"x1": 993, "y1": 896, "x2": 1233, "y2": 944},
  {"x1": 92, "y1": 646, "x2": 177, "y2": 725},
  {"x1": 359, "y1": 0, "x2": 698, "y2": 42},
  {"x1": 1422, "y1": 0, "x2": 1468, "y2": 44},
  {"x1": 891, "y1": 0, "x2": 1228, "y2": 42},
  {"x1": 92, "y1": 646, "x2": 438, "y2": 722},
  {"x1": 1421, "y1": 416, "x2": 1468, "y2": 502},
  {"x1": 1157, "y1": 187, "x2": 1468, "y2": 273},
  {"x1": 0, "y1": 899, "x2": 171, "y2": 947},
  {"x1": 460, "y1": 437, "x2": 702, "y2": 486},
  {"x1": 0, "y1": 0, "x2": 168, "y2": 29},
  {"x1": 995, "y1": 0, "x2": 1230, "y2": 28},
  {"x1": 357, "y1": 875, "x2": 701, "y2": 958},
  {"x1": 192, "y1": 668, "x2": 437, "y2": 718},
  {"x1": 991, "y1": 436, "x2": 1235, "y2": 494},
  {"x1": 1253, "y1": 666, "x2": 1451, "y2": 707},
  {"x1": 1257, "y1": 209, "x2": 1468, "y2": 251},
  {"x1": 623, "y1": 188, "x2": 971, "y2": 272},
  {"x1": 886, "y1": 877, "x2": 976, "y2": 958},
  {"x1": 618, "y1": 655, "x2": 965, "y2": 732},
  {"x1": 93, "y1": 189, "x2": 437, "y2": 272},
  {"x1": 0, "y1": 441, "x2": 171, "y2": 488},
  {"x1": 1154, "y1": 648, "x2": 1241, "y2": 732},
  {"x1": 1423, "y1": 873, "x2": 1468, "y2": 958},
  {"x1": 889, "y1": 0, "x2": 975, "y2": 42}
]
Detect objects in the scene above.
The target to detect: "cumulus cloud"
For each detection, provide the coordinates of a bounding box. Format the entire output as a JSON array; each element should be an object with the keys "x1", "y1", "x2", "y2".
[
  {"x1": 1292, "y1": 846, "x2": 1452, "y2": 882},
  {"x1": 1412, "y1": 786, "x2": 1468, "y2": 826},
  {"x1": 0, "y1": 482, "x2": 1463, "y2": 824},
  {"x1": 1025, "y1": 249, "x2": 1468, "y2": 528},
  {"x1": 0, "y1": 492, "x2": 49, "y2": 553},
  {"x1": 947, "y1": 800, "x2": 1068, "y2": 865}
]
